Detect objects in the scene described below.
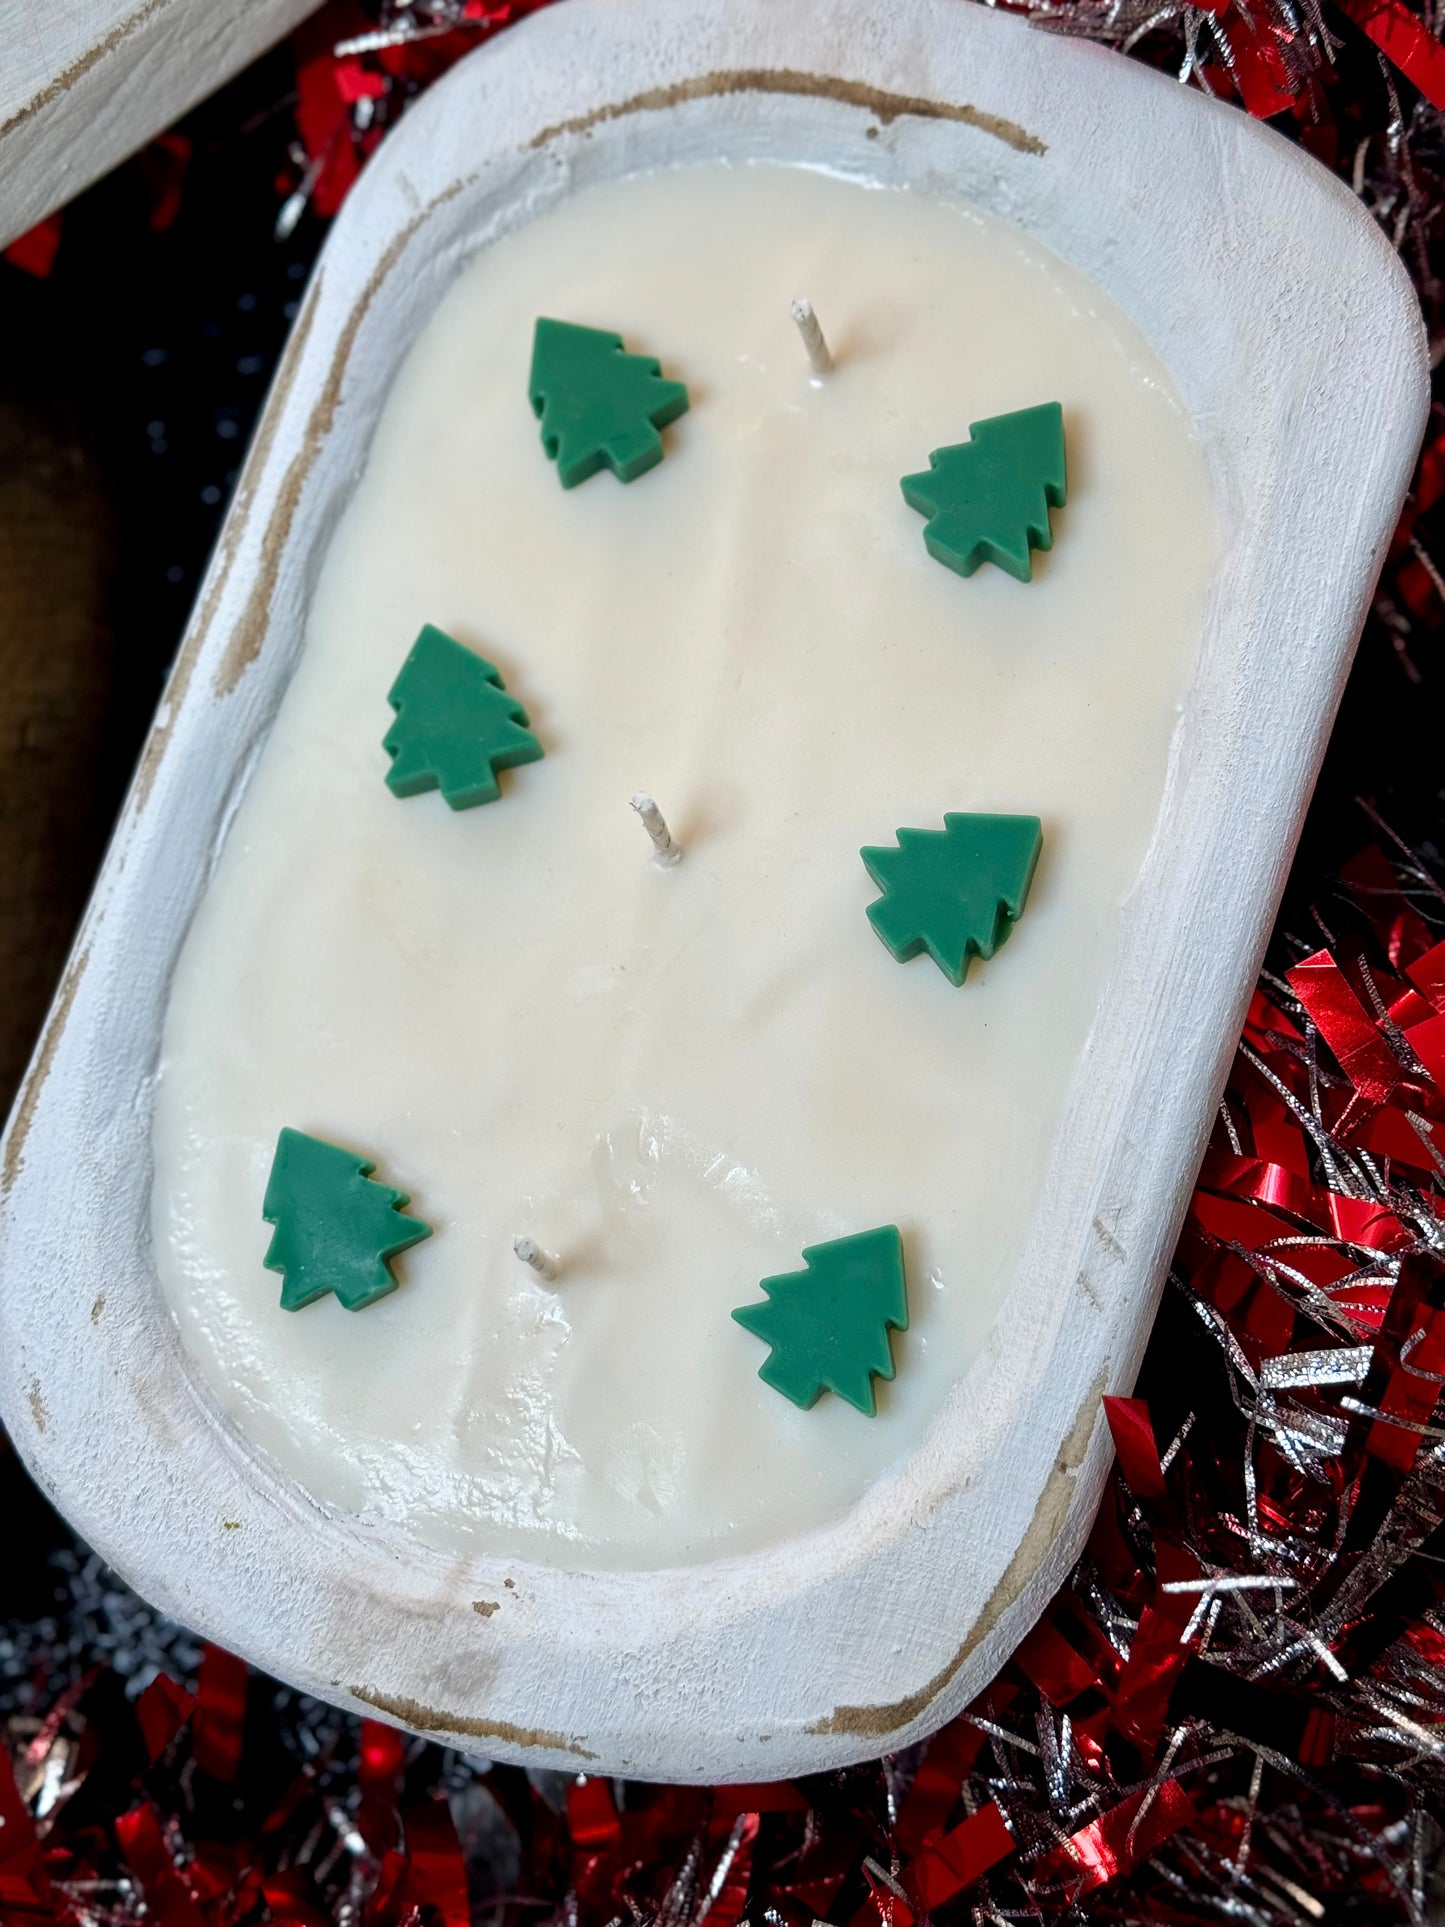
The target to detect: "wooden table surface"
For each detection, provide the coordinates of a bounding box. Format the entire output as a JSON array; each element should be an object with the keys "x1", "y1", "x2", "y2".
[{"x1": 0, "y1": 391, "x2": 119, "y2": 1116}]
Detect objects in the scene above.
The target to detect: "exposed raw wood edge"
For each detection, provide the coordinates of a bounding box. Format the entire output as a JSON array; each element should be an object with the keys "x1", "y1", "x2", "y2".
[
  {"x1": 1, "y1": 945, "x2": 89, "y2": 1194},
  {"x1": 130, "y1": 275, "x2": 324, "y2": 813},
  {"x1": 530, "y1": 67, "x2": 1047, "y2": 156},
  {"x1": 212, "y1": 188, "x2": 463, "y2": 699},
  {"x1": 351, "y1": 1684, "x2": 598, "y2": 1758},
  {"x1": 807, "y1": 1371, "x2": 1107, "y2": 1737}
]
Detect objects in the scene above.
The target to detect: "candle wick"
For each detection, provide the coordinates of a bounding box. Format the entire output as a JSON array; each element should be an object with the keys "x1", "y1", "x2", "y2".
[
  {"x1": 513, "y1": 1236, "x2": 559, "y2": 1281},
  {"x1": 790, "y1": 298, "x2": 833, "y2": 375},
  {"x1": 631, "y1": 792, "x2": 682, "y2": 866}
]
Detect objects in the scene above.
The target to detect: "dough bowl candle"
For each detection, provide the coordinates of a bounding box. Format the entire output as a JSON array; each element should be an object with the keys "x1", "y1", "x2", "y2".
[{"x1": 0, "y1": 0, "x2": 1425, "y2": 1784}]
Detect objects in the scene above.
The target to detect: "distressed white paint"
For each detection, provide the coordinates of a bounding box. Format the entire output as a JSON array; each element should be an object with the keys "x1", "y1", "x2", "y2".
[
  {"x1": 0, "y1": 0, "x2": 322, "y2": 250},
  {"x1": 0, "y1": 0, "x2": 1426, "y2": 1782}
]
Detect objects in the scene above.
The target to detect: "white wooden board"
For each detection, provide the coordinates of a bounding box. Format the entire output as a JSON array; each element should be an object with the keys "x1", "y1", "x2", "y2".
[
  {"x1": 0, "y1": 0, "x2": 323, "y2": 251},
  {"x1": 0, "y1": 0, "x2": 1427, "y2": 1783}
]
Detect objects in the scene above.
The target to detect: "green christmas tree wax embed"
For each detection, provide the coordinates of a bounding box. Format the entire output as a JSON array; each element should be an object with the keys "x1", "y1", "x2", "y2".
[
  {"x1": 732, "y1": 1226, "x2": 909, "y2": 1416},
  {"x1": 901, "y1": 402, "x2": 1066, "y2": 582},
  {"x1": 862, "y1": 813, "x2": 1043, "y2": 987},
  {"x1": 263, "y1": 1128, "x2": 432, "y2": 1313},
  {"x1": 529, "y1": 318, "x2": 689, "y2": 488},
  {"x1": 383, "y1": 624, "x2": 543, "y2": 810}
]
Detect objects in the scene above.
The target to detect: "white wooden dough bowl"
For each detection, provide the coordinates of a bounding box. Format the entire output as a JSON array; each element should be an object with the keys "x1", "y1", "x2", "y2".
[
  {"x1": 0, "y1": 0, "x2": 1427, "y2": 1784},
  {"x1": 0, "y1": 0, "x2": 324, "y2": 251}
]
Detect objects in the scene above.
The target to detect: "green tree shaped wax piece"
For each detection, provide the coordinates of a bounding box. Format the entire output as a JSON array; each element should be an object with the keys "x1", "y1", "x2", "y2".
[
  {"x1": 900, "y1": 402, "x2": 1066, "y2": 582},
  {"x1": 862, "y1": 813, "x2": 1042, "y2": 987},
  {"x1": 529, "y1": 318, "x2": 690, "y2": 488},
  {"x1": 732, "y1": 1225, "x2": 908, "y2": 1416},
  {"x1": 383, "y1": 624, "x2": 543, "y2": 810},
  {"x1": 263, "y1": 1128, "x2": 433, "y2": 1312}
]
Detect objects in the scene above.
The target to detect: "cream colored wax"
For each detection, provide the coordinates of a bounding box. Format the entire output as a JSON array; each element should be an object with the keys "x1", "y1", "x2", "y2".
[{"x1": 152, "y1": 161, "x2": 1215, "y2": 1568}]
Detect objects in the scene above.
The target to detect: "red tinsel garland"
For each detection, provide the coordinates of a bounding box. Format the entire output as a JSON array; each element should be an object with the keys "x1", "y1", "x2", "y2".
[{"x1": 4, "y1": 0, "x2": 1445, "y2": 1920}]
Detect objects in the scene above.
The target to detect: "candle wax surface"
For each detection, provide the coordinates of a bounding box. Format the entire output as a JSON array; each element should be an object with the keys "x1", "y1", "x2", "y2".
[{"x1": 152, "y1": 161, "x2": 1215, "y2": 1569}]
